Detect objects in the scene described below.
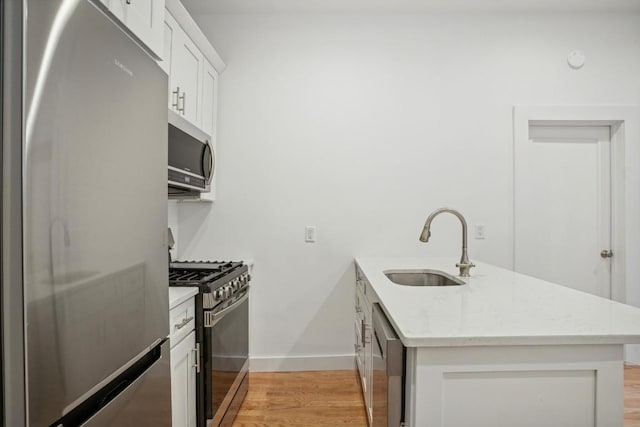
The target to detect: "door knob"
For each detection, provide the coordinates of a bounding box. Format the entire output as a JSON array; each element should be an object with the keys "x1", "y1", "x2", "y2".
[{"x1": 600, "y1": 250, "x2": 613, "y2": 258}]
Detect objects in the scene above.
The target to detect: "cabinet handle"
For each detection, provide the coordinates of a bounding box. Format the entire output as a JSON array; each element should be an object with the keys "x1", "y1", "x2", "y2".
[
  {"x1": 174, "y1": 316, "x2": 193, "y2": 330},
  {"x1": 179, "y1": 92, "x2": 186, "y2": 114},
  {"x1": 192, "y1": 343, "x2": 201, "y2": 373},
  {"x1": 172, "y1": 87, "x2": 180, "y2": 110},
  {"x1": 361, "y1": 320, "x2": 371, "y2": 345}
]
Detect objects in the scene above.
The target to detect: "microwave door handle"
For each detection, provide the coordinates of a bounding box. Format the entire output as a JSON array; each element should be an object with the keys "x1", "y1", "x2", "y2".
[
  {"x1": 205, "y1": 290, "x2": 249, "y2": 327},
  {"x1": 209, "y1": 144, "x2": 215, "y2": 182},
  {"x1": 202, "y1": 141, "x2": 215, "y2": 186}
]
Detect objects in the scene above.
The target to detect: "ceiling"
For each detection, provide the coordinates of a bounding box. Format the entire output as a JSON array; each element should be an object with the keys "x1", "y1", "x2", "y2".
[{"x1": 181, "y1": 0, "x2": 640, "y2": 14}]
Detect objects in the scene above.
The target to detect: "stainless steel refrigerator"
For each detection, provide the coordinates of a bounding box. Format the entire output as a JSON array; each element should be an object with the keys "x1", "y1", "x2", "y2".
[{"x1": 1, "y1": 0, "x2": 171, "y2": 425}]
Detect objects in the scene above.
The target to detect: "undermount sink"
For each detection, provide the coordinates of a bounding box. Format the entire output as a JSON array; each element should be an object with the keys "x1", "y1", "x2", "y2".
[{"x1": 384, "y1": 269, "x2": 465, "y2": 287}]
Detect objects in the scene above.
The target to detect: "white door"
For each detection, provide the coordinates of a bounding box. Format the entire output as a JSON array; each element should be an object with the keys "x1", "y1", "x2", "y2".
[
  {"x1": 201, "y1": 59, "x2": 218, "y2": 138},
  {"x1": 514, "y1": 125, "x2": 612, "y2": 298},
  {"x1": 121, "y1": 0, "x2": 164, "y2": 57},
  {"x1": 171, "y1": 30, "x2": 203, "y2": 126},
  {"x1": 105, "y1": 0, "x2": 164, "y2": 58},
  {"x1": 171, "y1": 331, "x2": 197, "y2": 427}
]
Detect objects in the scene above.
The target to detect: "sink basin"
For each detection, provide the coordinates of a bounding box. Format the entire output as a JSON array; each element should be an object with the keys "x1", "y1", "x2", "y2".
[{"x1": 384, "y1": 269, "x2": 465, "y2": 286}]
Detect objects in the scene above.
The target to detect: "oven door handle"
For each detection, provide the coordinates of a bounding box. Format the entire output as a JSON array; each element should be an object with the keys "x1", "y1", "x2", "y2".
[{"x1": 205, "y1": 290, "x2": 249, "y2": 328}]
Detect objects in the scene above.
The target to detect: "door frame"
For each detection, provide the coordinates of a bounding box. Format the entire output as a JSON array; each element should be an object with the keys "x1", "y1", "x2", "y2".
[{"x1": 513, "y1": 105, "x2": 640, "y2": 306}]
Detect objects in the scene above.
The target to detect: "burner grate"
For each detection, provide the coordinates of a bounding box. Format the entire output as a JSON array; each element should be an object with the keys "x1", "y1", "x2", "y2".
[{"x1": 168, "y1": 260, "x2": 244, "y2": 287}]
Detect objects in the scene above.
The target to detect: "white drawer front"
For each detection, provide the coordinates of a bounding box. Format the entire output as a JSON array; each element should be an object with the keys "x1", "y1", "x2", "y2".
[{"x1": 169, "y1": 297, "x2": 195, "y2": 347}]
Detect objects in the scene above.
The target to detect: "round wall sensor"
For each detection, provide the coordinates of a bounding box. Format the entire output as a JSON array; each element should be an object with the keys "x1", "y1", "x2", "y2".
[{"x1": 568, "y1": 50, "x2": 586, "y2": 69}]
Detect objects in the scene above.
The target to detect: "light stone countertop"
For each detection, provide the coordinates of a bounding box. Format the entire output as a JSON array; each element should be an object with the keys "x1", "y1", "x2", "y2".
[
  {"x1": 356, "y1": 257, "x2": 640, "y2": 347},
  {"x1": 168, "y1": 286, "x2": 199, "y2": 310}
]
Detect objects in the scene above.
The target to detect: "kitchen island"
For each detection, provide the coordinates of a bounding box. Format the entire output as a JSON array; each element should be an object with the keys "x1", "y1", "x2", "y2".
[{"x1": 355, "y1": 257, "x2": 640, "y2": 427}]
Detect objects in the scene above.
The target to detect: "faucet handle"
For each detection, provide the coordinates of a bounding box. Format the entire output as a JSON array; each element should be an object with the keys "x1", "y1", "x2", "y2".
[{"x1": 456, "y1": 261, "x2": 475, "y2": 277}]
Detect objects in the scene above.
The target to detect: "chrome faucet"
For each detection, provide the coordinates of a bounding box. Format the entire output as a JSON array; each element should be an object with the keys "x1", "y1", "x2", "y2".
[{"x1": 419, "y1": 207, "x2": 475, "y2": 277}]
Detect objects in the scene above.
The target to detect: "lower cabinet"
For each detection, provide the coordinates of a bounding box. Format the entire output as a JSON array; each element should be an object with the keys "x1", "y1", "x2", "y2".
[
  {"x1": 170, "y1": 295, "x2": 198, "y2": 427},
  {"x1": 171, "y1": 329, "x2": 197, "y2": 427},
  {"x1": 355, "y1": 274, "x2": 373, "y2": 424}
]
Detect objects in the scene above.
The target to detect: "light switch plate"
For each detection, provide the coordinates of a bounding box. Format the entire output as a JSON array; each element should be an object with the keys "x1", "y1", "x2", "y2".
[{"x1": 305, "y1": 226, "x2": 317, "y2": 242}]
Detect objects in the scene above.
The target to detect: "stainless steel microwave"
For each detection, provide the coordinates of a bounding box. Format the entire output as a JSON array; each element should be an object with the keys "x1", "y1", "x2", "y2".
[{"x1": 168, "y1": 110, "x2": 214, "y2": 195}]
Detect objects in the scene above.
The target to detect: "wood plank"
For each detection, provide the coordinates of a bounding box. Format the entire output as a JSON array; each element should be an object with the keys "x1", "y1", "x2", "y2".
[
  {"x1": 626, "y1": 365, "x2": 640, "y2": 426},
  {"x1": 232, "y1": 371, "x2": 367, "y2": 427},
  {"x1": 232, "y1": 365, "x2": 640, "y2": 426}
]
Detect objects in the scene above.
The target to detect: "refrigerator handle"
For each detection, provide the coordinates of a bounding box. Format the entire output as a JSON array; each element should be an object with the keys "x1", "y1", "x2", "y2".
[{"x1": 51, "y1": 341, "x2": 166, "y2": 426}]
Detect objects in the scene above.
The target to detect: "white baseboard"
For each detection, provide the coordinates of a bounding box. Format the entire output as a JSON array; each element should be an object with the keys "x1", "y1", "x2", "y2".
[
  {"x1": 249, "y1": 354, "x2": 356, "y2": 372},
  {"x1": 625, "y1": 344, "x2": 640, "y2": 365}
]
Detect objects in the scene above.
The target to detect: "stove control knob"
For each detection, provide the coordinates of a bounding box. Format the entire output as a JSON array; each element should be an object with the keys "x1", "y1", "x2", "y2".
[
  {"x1": 215, "y1": 286, "x2": 231, "y2": 300},
  {"x1": 240, "y1": 275, "x2": 247, "y2": 284}
]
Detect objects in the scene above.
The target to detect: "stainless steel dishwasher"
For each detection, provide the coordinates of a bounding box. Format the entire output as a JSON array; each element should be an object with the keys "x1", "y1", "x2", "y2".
[{"x1": 371, "y1": 303, "x2": 406, "y2": 427}]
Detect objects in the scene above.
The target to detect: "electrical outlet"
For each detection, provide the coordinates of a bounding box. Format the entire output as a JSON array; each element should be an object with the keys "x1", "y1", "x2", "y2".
[
  {"x1": 475, "y1": 224, "x2": 486, "y2": 240},
  {"x1": 305, "y1": 226, "x2": 317, "y2": 243}
]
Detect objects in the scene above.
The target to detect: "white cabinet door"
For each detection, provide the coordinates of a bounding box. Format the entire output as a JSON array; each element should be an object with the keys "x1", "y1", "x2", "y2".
[
  {"x1": 104, "y1": 0, "x2": 126, "y2": 20},
  {"x1": 170, "y1": 28, "x2": 203, "y2": 127},
  {"x1": 104, "y1": 0, "x2": 164, "y2": 59},
  {"x1": 123, "y1": 0, "x2": 164, "y2": 58},
  {"x1": 200, "y1": 60, "x2": 218, "y2": 138},
  {"x1": 163, "y1": 12, "x2": 180, "y2": 100},
  {"x1": 171, "y1": 330, "x2": 197, "y2": 427}
]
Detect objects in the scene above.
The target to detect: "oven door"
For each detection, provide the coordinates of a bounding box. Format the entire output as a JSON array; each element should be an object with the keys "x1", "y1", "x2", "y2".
[{"x1": 205, "y1": 290, "x2": 249, "y2": 425}]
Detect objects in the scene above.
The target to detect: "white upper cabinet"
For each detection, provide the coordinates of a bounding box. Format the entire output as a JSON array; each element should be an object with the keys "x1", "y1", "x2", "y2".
[
  {"x1": 100, "y1": 0, "x2": 164, "y2": 59},
  {"x1": 163, "y1": 0, "x2": 225, "y2": 138},
  {"x1": 170, "y1": 28, "x2": 203, "y2": 127},
  {"x1": 200, "y1": 60, "x2": 218, "y2": 138},
  {"x1": 161, "y1": 12, "x2": 176, "y2": 77},
  {"x1": 163, "y1": 0, "x2": 225, "y2": 201}
]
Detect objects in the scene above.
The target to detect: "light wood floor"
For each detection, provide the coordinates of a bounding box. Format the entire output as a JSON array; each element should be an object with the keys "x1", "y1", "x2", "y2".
[
  {"x1": 627, "y1": 365, "x2": 640, "y2": 427},
  {"x1": 232, "y1": 366, "x2": 640, "y2": 427}
]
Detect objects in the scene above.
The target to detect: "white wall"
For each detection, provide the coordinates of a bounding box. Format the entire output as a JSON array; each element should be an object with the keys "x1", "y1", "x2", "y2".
[{"x1": 176, "y1": 12, "x2": 640, "y2": 368}]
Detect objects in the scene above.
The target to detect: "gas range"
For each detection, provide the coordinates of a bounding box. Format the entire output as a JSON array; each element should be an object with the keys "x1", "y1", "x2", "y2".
[{"x1": 168, "y1": 260, "x2": 250, "y2": 427}]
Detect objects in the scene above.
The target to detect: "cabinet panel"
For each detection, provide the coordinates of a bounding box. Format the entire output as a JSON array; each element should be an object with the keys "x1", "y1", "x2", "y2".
[
  {"x1": 123, "y1": 0, "x2": 164, "y2": 57},
  {"x1": 106, "y1": 0, "x2": 125, "y2": 20},
  {"x1": 163, "y1": 12, "x2": 179, "y2": 95},
  {"x1": 172, "y1": 32, "x2": 202, "y2": 126},
  {"x1": 104, "y1": 0, "x2": 164, "y2": 59},
  {"x1": 161, "y1": 20, "x2": 173, "y2": 76},
  {"x1": 201, "y1": 60, "x2": 218, "y2": 138},
  {"x1": 171, "y1": 330, "x2": 197, "y2": 427}
]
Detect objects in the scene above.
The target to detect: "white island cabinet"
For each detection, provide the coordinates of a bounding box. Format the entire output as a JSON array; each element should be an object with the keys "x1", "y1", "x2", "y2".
[{"x1": 355, "y1": 257, "x2": 640, "y2": 427}]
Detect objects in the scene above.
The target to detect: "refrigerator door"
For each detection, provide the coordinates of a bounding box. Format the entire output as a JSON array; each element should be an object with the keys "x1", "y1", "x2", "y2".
[
  {"x1": 81, "y1": 341, "x2": 171, "y2": 427},
  {"x1": 24, "y1": 1, "x2": 169, "y2": 425}
]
